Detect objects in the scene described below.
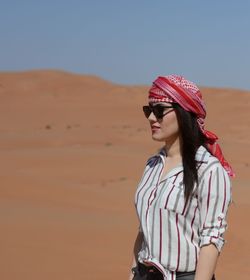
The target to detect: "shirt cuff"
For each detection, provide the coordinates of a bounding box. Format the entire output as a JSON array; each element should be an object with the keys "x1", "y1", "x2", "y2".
[{"x1": 200, "y1": 228, "x2": 225, "y2": 252}]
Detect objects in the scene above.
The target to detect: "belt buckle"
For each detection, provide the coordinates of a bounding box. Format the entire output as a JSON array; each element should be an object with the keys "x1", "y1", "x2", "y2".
[{"x1": 148, "y1": 267, "x2": 155, "y2": 273}]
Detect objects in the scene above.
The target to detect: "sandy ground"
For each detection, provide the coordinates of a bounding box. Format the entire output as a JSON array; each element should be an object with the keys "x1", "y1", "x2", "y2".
[{"x1": 0, "y1": 70, "x2": 249, "y2": 280}]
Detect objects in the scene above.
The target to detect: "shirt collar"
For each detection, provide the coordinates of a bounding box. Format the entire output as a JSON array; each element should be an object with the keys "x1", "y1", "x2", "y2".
[
  {"x1": 157, "y1": 145, "x2": 210, "y2": 179},
  {"x1": 195, "y1": 145, "x2": 210, "y2": 163},
  {"x1": 159, "y1": 145, "x2": 210, "y2": 162}
]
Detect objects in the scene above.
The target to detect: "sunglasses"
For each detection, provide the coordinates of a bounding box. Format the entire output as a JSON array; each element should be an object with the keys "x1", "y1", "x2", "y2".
[{"x1": 142, "y1": 104, "x2": 175, "y2": 119}]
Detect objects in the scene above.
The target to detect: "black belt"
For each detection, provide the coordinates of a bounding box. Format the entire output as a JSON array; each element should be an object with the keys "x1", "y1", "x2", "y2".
[{"x1": 138, "y1": 263, "x2": 196, "y2": 277}]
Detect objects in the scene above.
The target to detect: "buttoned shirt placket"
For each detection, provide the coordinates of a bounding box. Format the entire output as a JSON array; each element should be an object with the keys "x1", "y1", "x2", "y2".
[
  {"x1": 144, "y1": 152, "x2": 183, "y2": 280},
  {"x1": 146, "y1": 155, "x2": 164, "y2": 260}
]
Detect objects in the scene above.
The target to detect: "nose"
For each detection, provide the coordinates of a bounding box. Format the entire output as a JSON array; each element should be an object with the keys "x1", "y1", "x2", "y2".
[{"x1": 148, "y1": 111, "x2": 157, "y2": 122}]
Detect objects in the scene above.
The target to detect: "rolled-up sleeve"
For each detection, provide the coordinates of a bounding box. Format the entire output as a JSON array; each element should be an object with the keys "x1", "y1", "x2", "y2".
[{"x1": 198, "y1": 161, "x2": 232, "y2": 252}]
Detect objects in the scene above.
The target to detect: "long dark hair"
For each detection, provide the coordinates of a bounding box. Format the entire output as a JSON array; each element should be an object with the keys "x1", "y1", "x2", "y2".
[{"x1": 173, "y1": 103, "x2": 208, "y2": 201}]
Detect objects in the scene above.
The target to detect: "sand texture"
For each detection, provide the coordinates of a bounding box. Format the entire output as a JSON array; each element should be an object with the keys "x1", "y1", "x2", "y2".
[{"x1": 0, "y1": 70, "x2": 249, "y2": 279}]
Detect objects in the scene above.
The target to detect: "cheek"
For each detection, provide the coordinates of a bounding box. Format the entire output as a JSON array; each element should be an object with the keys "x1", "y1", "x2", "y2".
[
  {"x1": 162, "y1": 113, "x2": 179, "y2": 134},
  {"x1": 166, "y1": 122, "x2": 179, "y2": 135}
]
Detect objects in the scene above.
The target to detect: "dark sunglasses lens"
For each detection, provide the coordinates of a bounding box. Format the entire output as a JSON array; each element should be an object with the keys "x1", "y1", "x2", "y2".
[
  {"x1": 143, "y1": 106, "x2": 152, "y2": 118},
  {"x1": 143, "y1": 105, "x2": 173, "y2": 119},
  {"x1": 153, "y1": 105, "x2": 165, "y2": 119}
]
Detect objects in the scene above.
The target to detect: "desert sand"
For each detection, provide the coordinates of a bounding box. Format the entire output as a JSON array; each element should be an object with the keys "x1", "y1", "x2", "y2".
[{"x1": 0, "y1": 70, "x2": 249, "y2": 279}]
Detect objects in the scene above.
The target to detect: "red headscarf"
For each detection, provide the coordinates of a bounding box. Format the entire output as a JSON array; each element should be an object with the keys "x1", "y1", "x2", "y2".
[{"x1": 149, "y1": 75, "x2": 234, "y2": 177}]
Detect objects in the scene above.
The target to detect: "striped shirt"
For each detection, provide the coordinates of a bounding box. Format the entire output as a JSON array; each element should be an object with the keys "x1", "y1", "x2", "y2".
[{"x1": 134, "y1": 145, "x2": 232, "y2": 280}]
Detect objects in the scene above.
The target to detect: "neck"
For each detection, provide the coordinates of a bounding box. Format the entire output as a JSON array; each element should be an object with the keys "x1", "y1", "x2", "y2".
[{"x1": 164, "y1": 135, "x2": 182, "y2": 159}]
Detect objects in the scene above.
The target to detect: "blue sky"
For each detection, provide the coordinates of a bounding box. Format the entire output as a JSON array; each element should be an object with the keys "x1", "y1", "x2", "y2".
[{"x1": 1, "y1": 0, "x2": 250, "y2": 90}]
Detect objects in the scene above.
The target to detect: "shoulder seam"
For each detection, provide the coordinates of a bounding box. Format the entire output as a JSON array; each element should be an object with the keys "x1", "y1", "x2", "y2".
[{"x1": 198, "y1": 159, "x2": 221, "y2": 182}]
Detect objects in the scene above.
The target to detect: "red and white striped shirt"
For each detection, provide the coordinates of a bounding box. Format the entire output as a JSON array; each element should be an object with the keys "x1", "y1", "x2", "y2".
[{"x1": 134, "y1": 145, "x2": 232, "y2": 280}]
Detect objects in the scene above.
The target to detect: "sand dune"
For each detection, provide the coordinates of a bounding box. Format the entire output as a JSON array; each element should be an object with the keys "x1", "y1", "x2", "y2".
[{"x1": 0, "y1": 70, "x2": 249, "y2": 279}]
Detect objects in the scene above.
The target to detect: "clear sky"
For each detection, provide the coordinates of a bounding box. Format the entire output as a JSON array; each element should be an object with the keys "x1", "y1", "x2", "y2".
[{"x1": 1, "y1": 0, "x2": 250, "y2": 90}]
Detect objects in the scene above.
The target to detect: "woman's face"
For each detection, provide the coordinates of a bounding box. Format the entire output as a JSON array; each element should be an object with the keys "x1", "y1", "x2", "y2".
[{"x1": 147, "y1": 102, "x2": 180, "y2": 143}]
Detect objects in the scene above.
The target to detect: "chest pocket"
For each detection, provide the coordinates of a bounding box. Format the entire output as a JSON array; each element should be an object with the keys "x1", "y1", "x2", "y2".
[{"x1": 158, "y1": 182, "x2": 186, "y2": 215}]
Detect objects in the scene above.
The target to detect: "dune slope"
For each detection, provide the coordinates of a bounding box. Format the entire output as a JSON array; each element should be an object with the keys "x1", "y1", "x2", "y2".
[{"x1": 0, "y1": 70, "x2": 249, "y2": 280}]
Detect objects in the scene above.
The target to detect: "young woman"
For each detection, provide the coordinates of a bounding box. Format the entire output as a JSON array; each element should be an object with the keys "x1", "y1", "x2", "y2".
[{"x1": 129, "y1": 75, "x2": 234, "y2": 280}]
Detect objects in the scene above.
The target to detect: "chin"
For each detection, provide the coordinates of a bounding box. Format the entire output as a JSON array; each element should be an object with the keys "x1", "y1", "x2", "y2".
[
  {"x1": 151, "y1": 135, "x2": 166, "y2": 142},
  {"x1": 151, "y1": 132, "x2": 179, "y2": 143}
]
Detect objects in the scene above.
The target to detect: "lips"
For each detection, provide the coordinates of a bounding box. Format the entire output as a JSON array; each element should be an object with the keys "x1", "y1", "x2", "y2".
[
  {"x1": 151, "y1": 125, "x2": 160, "y2": 129},
  {"x1": 151, "y1": 125, "x2": 160, "y2": 132}
]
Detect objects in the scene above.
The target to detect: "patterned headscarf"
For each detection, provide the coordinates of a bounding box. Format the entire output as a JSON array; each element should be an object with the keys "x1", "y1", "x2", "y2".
[{"x1": 149, "y1": 75, "x2": 234, "y2": 177}]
